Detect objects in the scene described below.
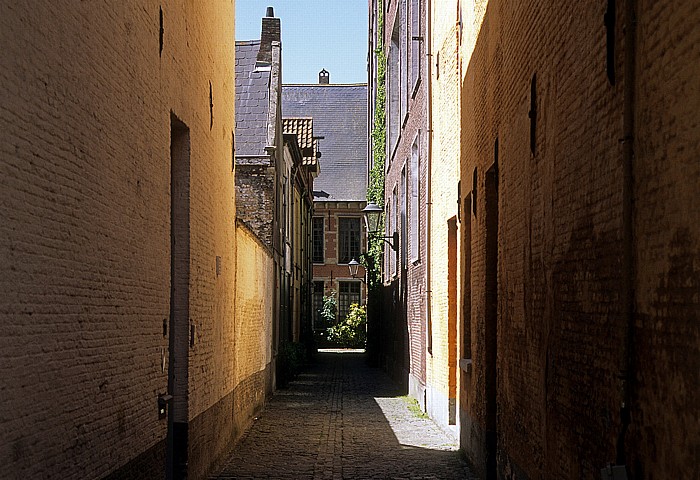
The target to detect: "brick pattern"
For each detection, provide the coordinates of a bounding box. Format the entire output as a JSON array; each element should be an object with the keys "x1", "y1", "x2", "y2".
[
  {"x1": 235, "y1": 163, "x2": 275, "y2": 248},
  {"x1": 455, "y1": 1, "x2": 700, "y2": 478},
  {"x1": 631, "y1": 0, "x2": 700, "y2": 477},
  {"x1": 312, "y1": 202, "x2": 367, "y2": 306},
  {"x1": 211, "y1": 352, "x2": 478, "y2": 480},
  {"x1": 235, "y1": 223, "x2": 275, "y2": 384},
  {"x1": 0, "y1": 2, "x2": 243, "y2": 478},
  {"x1": 428, "y1": 0, "x2": 462, "y2": 429},
  {"x1": 380, "y1": 0, "x2": 430, "y2": 403}
]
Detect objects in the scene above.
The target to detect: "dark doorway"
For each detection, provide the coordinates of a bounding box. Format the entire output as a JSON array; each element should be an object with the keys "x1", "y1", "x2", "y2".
[
  {"x1": 484, "y1": 154, "x2": 499, "y2": 479},
  {"x1": 168, "y1": 114, "x2": 190, "y2": 480}
]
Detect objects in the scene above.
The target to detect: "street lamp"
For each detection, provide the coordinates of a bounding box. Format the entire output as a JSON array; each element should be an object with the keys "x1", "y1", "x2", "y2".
[
  {"x1": 362, "y1": 202, "x2": 398, "y2": 251},
  {"x1": 348, "y1": 258, "x2": 367, "y2": 284},
  {"x1": 348, "y1": 258, "x2": 361, "y2": 278}
]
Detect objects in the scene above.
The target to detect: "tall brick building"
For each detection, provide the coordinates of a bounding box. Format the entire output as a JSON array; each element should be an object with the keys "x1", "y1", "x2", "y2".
[
  {"x1": 452, "y1": 1, "x2": 699, "y2": 478},
  {"x1": 370, "y1": 0, "x2": 430, "y2": 407},
  {"x1": 371, "y1": 0, "x2": 699, "y2": 478},
  {"x1": 0, "y1": 3, "x2": 266, "y2": 479},
  {"x1": 235, "y1": 10, "x2": 317, "y2": 362},
  {"x1": 282, "y1": 78, "x2": 369, "y2": 338}
]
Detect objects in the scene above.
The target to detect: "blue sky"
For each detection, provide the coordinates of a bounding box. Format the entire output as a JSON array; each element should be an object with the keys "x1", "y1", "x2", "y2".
[{"x1": 236, "y1": 0, "x2": 369, "y2": 85}]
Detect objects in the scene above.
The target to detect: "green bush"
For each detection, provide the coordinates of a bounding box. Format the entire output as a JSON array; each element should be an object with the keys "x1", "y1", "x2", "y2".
[
  {"x1": 326, "y1": 303, "x2": 367, "y2": 348},
  {"x1": 321, "y1": 292, "x2": 337, "y2": 328}
]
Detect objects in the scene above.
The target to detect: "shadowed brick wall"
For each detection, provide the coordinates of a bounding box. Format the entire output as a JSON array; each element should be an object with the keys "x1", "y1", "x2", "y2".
[
  {"x1": 0, "y1": 2, "x2": 241, "y2": 478},
  {"x1": 456, "y1": 0, "x2": 699, "y2": 478},
  {"x1": 380, "y1": 0, "x2": 430, "y2": 410}
]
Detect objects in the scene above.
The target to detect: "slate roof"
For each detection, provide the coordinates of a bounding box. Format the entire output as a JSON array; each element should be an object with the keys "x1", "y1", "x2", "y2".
[
  {"x1": 283, "y1": 118, "x2": 318, "y2": 168},
  {"x1": 282, "y1": 84, "x2": 368, "y2": 202},
  {"x1": 235, "y1": 40, "x2": 270, "y2": 157}
]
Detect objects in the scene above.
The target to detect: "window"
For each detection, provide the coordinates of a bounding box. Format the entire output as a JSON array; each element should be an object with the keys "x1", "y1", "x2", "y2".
[
  {"x1": 388, "y1": 16, "x2": 400, "y2": 154},
  {"x1": 391, "y1": 186, "x2": 398, "y2": 277},
  {"x1": 385, "y1": 202, "x2": 391, "y2": 280},
  {"x1": 410, "y1": 134, "x2": 420, "y2": 262},
  {"x1": 529, "y1": 73, "x2": 537, "y2": 155},
  {"x1": 338, "y1": 217, "x2": 361, "y2": 264},
  {"x1": 312, "y1": 281, "x2": 325, "y2": 330},
  {"x1": 312, "y1": 217, "x2": 324, "y2": 263},
  {"x1": 400, "y1": 0, "x2": 408, "y2": 124},
  {"x1": 338, "y1": 282, "x2": 361, "y2": 321},
  {"x1": 401, "y1": 166, "x2": 407, "y2": 270},
  {"x1": 410, "y1": 0, "x2": 421, "y2": 94}
]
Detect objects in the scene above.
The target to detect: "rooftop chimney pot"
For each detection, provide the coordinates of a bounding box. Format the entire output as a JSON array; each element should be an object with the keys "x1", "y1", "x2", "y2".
[
  {"x1": 319, "y1": 69, "x2": 330, "y2": 84},
  {"x1": 266, "y1": 6, "x2": 274, "y2": 17}
]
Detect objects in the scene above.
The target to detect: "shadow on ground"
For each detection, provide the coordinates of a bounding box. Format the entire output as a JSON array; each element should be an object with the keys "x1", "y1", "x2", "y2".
[{"x1": 212, "y1": 351, "x2": 476, "y2": 479}]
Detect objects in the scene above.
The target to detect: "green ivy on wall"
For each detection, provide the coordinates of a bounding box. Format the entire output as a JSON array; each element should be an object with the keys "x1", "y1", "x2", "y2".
[{"x1": 364, "y1": 6, "x2": 386, "y2": 291}]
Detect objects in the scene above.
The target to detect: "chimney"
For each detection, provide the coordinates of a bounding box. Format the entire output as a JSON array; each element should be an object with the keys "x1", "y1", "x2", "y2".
[
  {"x1": 319, "y1": 69, "x2": 330, "y2": 84},
  {"x1": 256, "y1": 7, "x2": 280, "y2": 67}
]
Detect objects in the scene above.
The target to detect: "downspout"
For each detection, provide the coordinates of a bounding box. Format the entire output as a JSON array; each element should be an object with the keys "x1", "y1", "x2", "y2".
[
  {"x1": 616, "y1": 0, "x2": 637, "y2": 469},
  {"x1": 425, "y1": 0, "x2": 433, "y2": 365}
]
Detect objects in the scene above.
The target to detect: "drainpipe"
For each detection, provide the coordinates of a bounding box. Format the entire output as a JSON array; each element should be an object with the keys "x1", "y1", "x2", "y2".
[
  {"x1": 616, "y1": 0, "x2": 637, "y2": 469},
  {"x1": 425, "y1": 0, "x2": 433, "y2": 372}
]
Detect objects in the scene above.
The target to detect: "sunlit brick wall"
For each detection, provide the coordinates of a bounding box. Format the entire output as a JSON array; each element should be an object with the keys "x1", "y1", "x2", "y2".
[
  {"x1": 0, "y1": 2, "x2": 238, "y2": 478},
  {"x1": 426, "y1": 0, "x2": 462, "y2": 431}
]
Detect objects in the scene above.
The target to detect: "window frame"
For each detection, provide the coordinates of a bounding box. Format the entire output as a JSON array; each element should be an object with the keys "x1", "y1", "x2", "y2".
[
  {"x1": 337, "y1": 216, "x2": 362, "y2": 265},
  {"x1": 312, "y1": 216, "x2": 325, "y2": 264},
  {"x1": 410, "y1": 0, "x2": 422, "y2": 97},
  {"x1": 338, "y1": 281, "x2": 362, "y2": 321}
]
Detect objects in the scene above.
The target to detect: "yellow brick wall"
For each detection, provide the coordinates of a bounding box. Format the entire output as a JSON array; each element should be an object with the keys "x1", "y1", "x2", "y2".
[
  {"x1": 427, "y1": 0, "x2": 462, "y2": 427},
  {"x1": 235, "y1": 224, "x2": 274, "y2": 385},
  {"x1": 0, "y1": 2, "x2": 237, "y2": 478}
]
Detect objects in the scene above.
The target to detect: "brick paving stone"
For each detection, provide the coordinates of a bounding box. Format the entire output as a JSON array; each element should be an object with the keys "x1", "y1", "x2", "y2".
[{"x1": 211, "y1": 351, "x2": 479, "y2": 480}]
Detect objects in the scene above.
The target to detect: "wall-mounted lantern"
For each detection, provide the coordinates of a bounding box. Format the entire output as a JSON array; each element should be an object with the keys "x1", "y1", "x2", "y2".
[{"x1": 362, "y1": 202, "x2": 398, "y2": 251}]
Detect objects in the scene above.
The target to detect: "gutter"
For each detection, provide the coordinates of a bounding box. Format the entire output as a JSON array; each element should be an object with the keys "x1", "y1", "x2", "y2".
[{"x1": 426, "y1": 0, "x2": 433, "y2": 361}]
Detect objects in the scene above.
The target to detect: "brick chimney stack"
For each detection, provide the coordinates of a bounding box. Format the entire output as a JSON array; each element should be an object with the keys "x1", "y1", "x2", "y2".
[
  {"x1": 256, "y1": 7, "x2": 280, "y2": 67},
  {"x1": 319, "y1": 69, "x2": 329, "y2": 84}
]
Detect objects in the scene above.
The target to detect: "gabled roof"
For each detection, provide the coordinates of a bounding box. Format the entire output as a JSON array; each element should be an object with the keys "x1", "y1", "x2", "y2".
[
  {"x1": 282, "y1": 84, "x2": 368, "y2": 202},
  {"x1": 235, "y1": 40, "x2": 270, "y2": 157},
  {"x1": 283, "y1": 118, "x2": 318, "y2": 169}
]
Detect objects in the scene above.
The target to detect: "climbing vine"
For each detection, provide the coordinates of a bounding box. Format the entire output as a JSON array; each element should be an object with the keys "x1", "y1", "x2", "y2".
[{"x1": 364, "y1": 6, "x2": 386, "y2": 291}]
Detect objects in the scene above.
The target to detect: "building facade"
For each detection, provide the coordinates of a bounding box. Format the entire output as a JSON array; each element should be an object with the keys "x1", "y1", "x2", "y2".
[
  {"x1": 371, "y1": 0, "x2": 430, "y2": 405},
  {"x1": 371, "y1": 0, "x2": 699, "y2": 478},
  {"x1": 283, "y1": 119, "x2": 319, "y2": 348},
  {"x1": 0, "y1": 2, "x2": 243, "y2": 478},
  {"x1": 235, "y1": 11, "x2": 317, "y2": 368},
  {"x1": 426, "y1": 0, "x2": 463, "y2": 438},
  {"x1": 454, "y1": 1, "x2": 700, "y2": 478},
  {"x1": 282, "y1": 78, "x2": 369, "y2": 341}
]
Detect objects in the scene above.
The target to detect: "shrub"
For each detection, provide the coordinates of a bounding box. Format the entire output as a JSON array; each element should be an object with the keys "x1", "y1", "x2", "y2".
[
  {"x1": 321, "y1": 292, "x2": 337, "y2": 328},
  {"x1": 326, "y1": 303, "x2": 367, "y2": 348}
]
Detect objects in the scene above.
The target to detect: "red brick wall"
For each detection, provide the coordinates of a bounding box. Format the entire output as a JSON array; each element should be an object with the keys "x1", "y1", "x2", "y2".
[
  {"x1": 458, "y1": 0, "x2": 699, "y2": 478},
  {"x1": 312, "y1": 201, "x2": 367, "y2": 307},
  {"x1": 630, "y1": 0, "x2": 700, "y2": 476},
  {"x1": 382, "y1": 0, "x2": 429, "y2": 403}
]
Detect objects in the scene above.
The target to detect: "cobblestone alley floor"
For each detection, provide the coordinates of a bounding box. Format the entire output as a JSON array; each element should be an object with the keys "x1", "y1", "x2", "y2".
[{"x1": 211, "y1": 350, "x2": 478, "y2": 480}]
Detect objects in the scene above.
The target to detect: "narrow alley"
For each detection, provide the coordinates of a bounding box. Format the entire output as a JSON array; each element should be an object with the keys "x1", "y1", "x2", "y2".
[
  {"x1": 211, "y1": 352, "x2": 477, "y2": 480},
  {"x1": 1, "y1": 1, "x2": 698, "y2": 479}
]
